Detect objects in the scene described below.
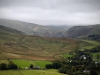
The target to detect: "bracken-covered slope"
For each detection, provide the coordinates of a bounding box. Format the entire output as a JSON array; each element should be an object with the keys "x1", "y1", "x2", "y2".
[
  {"x1": 65, "y1": 24, "x2": 100, "y2": 40},
  {"x1": 0, "y1": 25, "x2": 78, "y2": 60}
]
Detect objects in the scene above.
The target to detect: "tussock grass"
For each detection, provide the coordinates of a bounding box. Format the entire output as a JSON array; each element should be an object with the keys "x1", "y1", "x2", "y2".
[{"x1": 0, "y1": 69, "x2": 66, "y2": 75}]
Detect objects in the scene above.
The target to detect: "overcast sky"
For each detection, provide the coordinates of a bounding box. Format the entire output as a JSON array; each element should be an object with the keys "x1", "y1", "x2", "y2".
[{"x1": 0, "y1": 0, "x2": 100, "y2": 25}]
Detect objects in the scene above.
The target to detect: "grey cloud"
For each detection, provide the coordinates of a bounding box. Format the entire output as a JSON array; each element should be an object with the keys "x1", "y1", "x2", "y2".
[
  {"x1": 1, "y1": 0, "x2": 100, "y2": 11},
  {"x1": 0, "y1": 0, "x2": 100, "y2": 25}
]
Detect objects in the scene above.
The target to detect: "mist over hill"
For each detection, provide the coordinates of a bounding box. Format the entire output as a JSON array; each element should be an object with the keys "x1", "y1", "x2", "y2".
[
  {"x1": 47, "y1": 25, "x2": 72, "y2": 31},
  {"x1": 0, "y1": 19, "x2": 100, "y2": 40},
  {"x1": 0, "y1": 19, "x2": 72, "y2": 37}
]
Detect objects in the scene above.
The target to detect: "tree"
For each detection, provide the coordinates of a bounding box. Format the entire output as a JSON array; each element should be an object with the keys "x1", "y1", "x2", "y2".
[
  {"x1": 96, "y1": 53, "x2": 100, "y2": 59},
  {"x1": 71, "y1": 66, "x2": 76, "y2": 72},
  {"x1": 30, "y1": 64, "x2": 34, "y2": 69},
  {"x1": 90, "y1": 70, "x2": 98, "y2": 75},
  {"x1": 0, "y1": 63, "x2": 7, "y2": 70},
  {"x1": 52, "y1": 60, "x2": 62, "y2": 69},
  {"x1": 45, "y1": 64, "x2": 52, "y2": 69},
  {"x1": 8, "y1": 60, "x2": 18, "y2": 69},
  {"x1": 8, "y1": 63, "x2": 18, "y2": 69}
]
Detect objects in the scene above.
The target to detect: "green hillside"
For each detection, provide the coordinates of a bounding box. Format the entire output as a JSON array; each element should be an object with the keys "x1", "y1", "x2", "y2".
[
  {"x1": 0, "y1": 25, "x2": 78, "y2": 60},
  {"x1": 0, "y1": 25, "x2": 99, "y2": 60}
]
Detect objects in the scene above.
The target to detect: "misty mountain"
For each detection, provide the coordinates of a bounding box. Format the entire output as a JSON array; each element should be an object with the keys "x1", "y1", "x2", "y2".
[
  {"x1": 0, "y1": 19, "x2": 71, "y2": 37},
  {"x1": 64, "y1": 24, "x2": 100, "y2": 41},
  {"x1": 47, "y1": 25, "x2": 72, "y2": 32},
  {"x1": 0, "y1": 25, "x2": 24, "y2": 35}
]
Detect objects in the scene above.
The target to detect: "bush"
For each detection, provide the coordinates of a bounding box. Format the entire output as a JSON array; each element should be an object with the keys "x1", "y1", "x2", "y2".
[
  {"x1": 8, "y1": 64, "x2": 18, "y2": 69},
  {"x1": 0, "y1": 63, "x2": 7, "y2": 70}
]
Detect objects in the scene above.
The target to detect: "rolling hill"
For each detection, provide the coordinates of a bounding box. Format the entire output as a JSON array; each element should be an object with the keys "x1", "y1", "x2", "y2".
[
  {"x1": 0, "y1": 19, "x2": 71, "y2": 37},
  {"x1": 64, "y1": 24, "x2": 100, "y2": 41},
  {"x1": 0, "y1": 25, "x2": 78, "y2": 60},
  {"x1": 0, "y1": 20, "x2": 99, "y2": 60}
]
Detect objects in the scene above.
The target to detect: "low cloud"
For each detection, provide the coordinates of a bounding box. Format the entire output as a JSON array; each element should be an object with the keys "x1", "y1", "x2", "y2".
[{"x1": 0, "y1": 0, "x2": 100, "y2": 25}]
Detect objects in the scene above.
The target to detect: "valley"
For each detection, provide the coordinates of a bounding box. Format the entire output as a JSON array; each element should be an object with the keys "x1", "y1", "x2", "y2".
[
  {"x1": 0, "y1": 0, "x2": 100, "y2": 75},
  {"x1": 0, "y1": 25, "x2": 78, "y2": 60},
  {"x1": 0, "y1": 20, "x2": 100, "y2": 75},
  {"x1": 0, "y1": 24, "x2": 98, "y2": 60}
]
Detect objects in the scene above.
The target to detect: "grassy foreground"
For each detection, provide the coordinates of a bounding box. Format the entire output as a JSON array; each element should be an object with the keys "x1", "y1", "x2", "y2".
[{"x1": 0, "y1": 69, "x2": 66, "y2": 75}]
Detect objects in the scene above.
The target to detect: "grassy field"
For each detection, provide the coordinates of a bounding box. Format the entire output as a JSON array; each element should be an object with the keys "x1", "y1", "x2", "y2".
[
  {"x1": 0, "y1": 69, "x2": 66, "y2": 75},
  {"x1": 0, "y1": 60, "x2": 65, "y2": 75},
  {"x1": 79, "y1": 40, "x2": 100, "y2": 50},
  {"x1": 0, "y1": 59, "x2": 51, "y2": 69},
  {"x1": 12, "y1": 60, "x2": 51, "y2": 69}
]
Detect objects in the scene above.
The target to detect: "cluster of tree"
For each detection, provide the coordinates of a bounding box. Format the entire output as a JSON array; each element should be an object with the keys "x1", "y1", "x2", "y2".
[
  {"x1": 45, "y1": 60, "x2": 62, "y2": 69},
  {"x1": 29, "y1": 64, "x2": 41, "y2": 69},
  {"x1": 88, "y1": 34, "x2": 100, "y2": 42},
  {"x1": 0, "y1": 60, "x2": 18, "y2": 70},
  {"x1": 45, "y1": 51, "x2": 100, "y2": 75},
  {"x1": 83, "y1": 46, "x2": 100, "y2": 59}
]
